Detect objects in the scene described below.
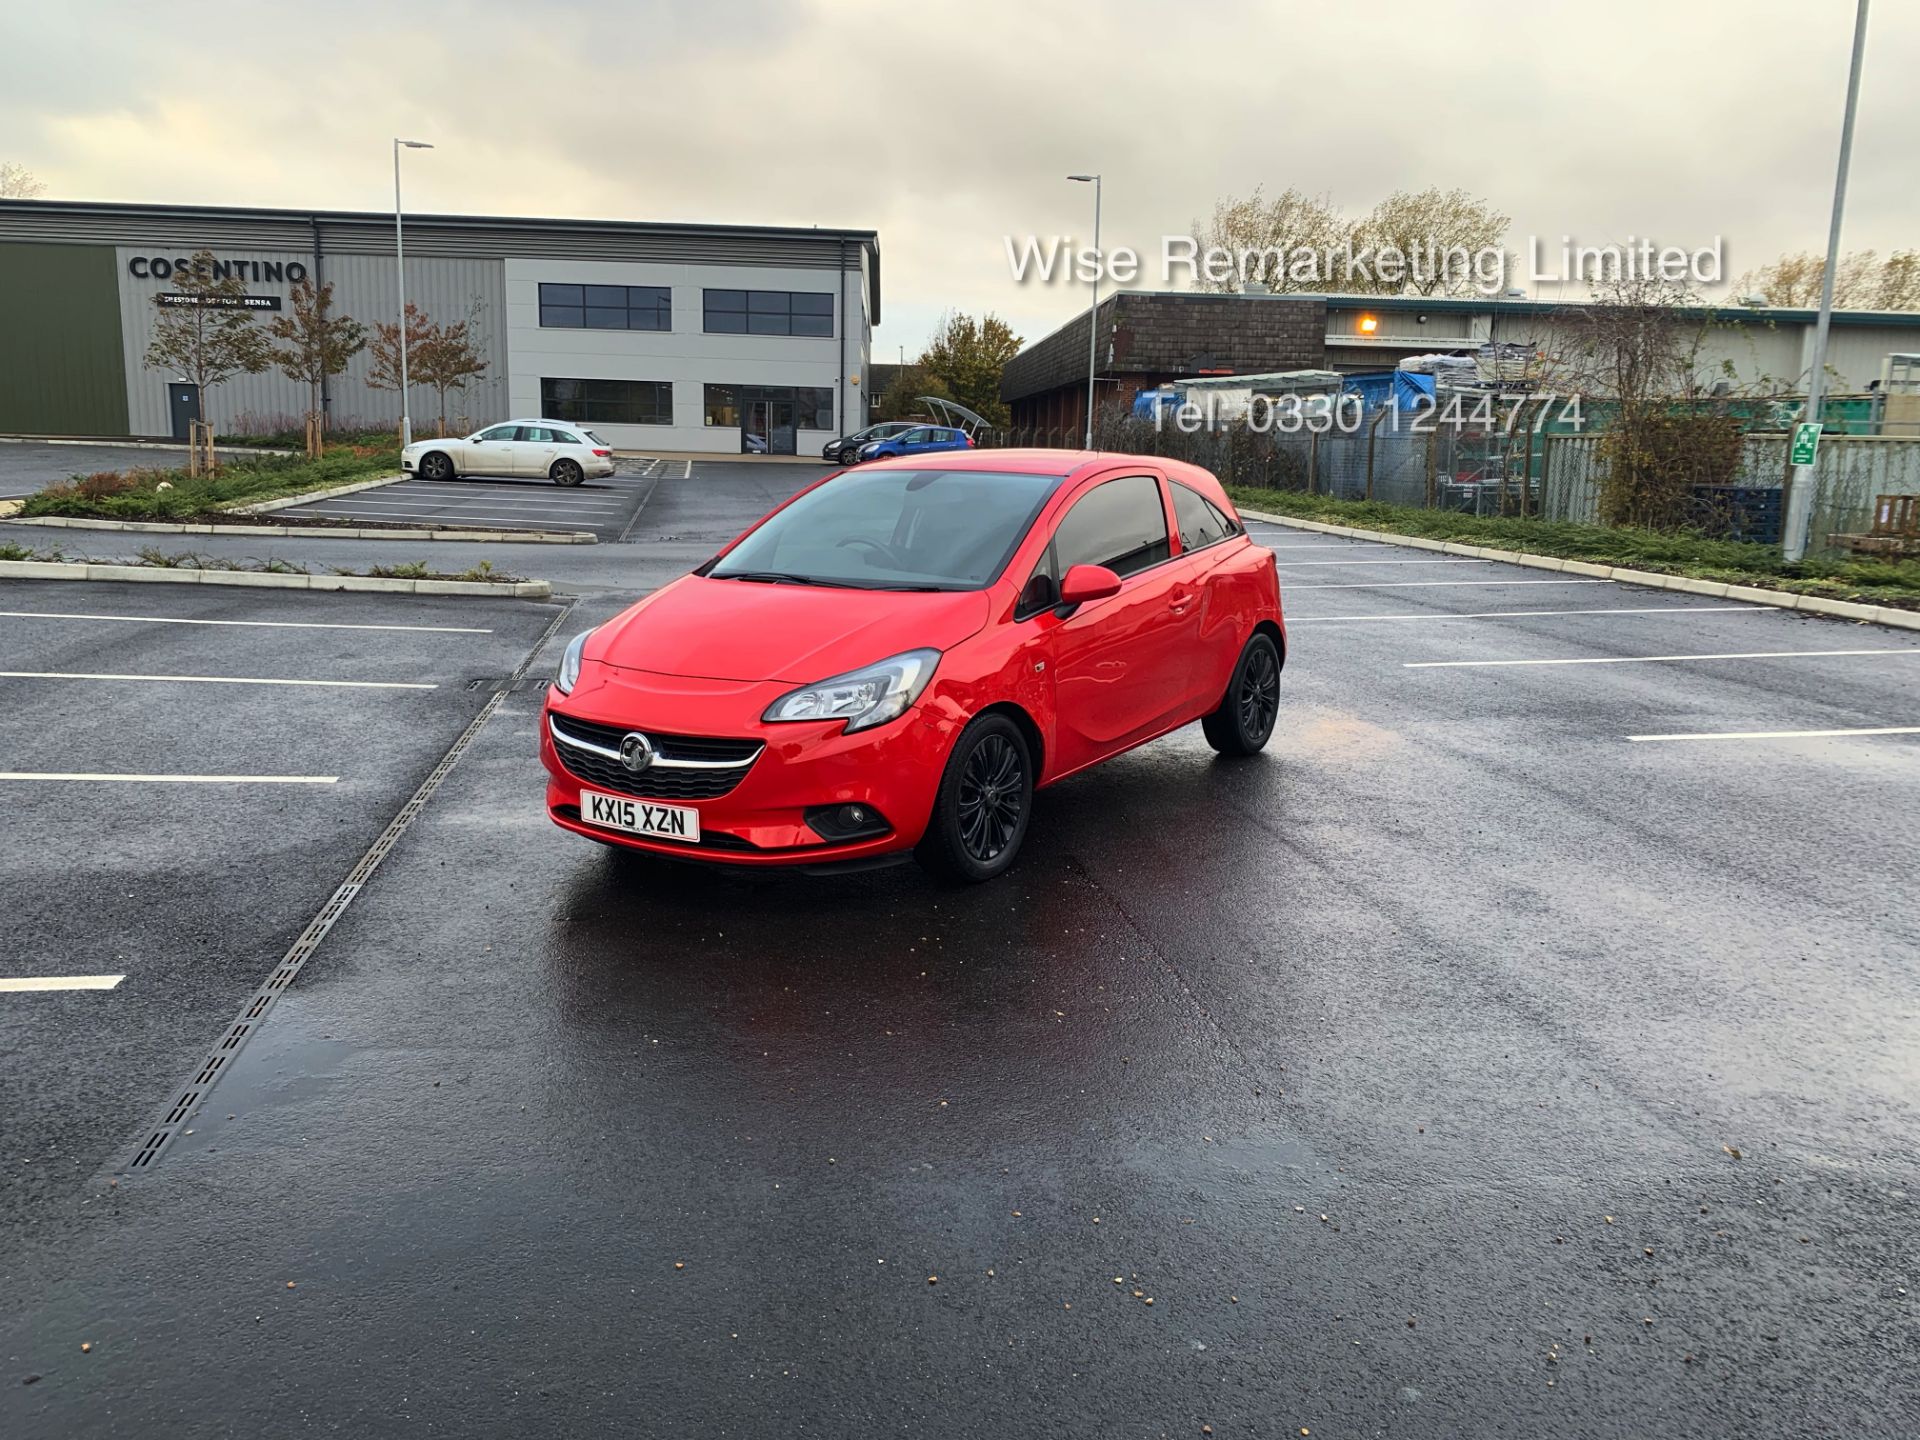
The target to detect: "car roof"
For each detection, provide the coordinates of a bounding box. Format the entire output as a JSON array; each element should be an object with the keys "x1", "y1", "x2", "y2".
[
  {"x1": 852, "y1": 448, "x2": 1238, "y2": 508},
  {"x1": 489, "y1": 418, "x2": 587, "y2": 428}
]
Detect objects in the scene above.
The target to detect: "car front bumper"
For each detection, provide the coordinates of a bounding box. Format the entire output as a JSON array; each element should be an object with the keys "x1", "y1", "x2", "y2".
[{"x1": 540, "y1": 668, "x2": 958, "y2": 867}]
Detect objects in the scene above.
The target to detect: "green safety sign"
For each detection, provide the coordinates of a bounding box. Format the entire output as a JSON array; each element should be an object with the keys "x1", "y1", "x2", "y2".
[{"x1": 1790, "y1": 422, "x2": 1822, "y2": 467}]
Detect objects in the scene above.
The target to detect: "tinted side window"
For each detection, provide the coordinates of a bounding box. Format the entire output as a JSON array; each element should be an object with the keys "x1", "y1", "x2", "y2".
[
  {"x1": 1172, "y1": 481, "x2": 1232, "y2": 550},
  {"x1": 479, "y1": 425, "x2": 519, "y2": 441},
  {"x1": 1054, "y1": 476, "x2": 1171, "y2": 578}
]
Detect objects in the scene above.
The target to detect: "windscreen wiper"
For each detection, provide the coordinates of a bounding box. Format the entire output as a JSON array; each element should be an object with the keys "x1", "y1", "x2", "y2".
[{"x1": 718, "y1": 570, "x2": 825, "y2": 585}]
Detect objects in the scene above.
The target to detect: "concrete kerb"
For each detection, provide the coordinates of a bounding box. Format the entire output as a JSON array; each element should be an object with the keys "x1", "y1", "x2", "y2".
[
  {"x1": 1238, "y1": 508, "x2": 1920, "y2": 633},
  {"x1": 3, "y1": 512, "x2": 595, "y2": 544},
  {"x1": 234, "y1": 474, "x2": 407, "y2": 513},
  {"x1": 0, "y1": 558, "x2": 552, "y2": 599}
]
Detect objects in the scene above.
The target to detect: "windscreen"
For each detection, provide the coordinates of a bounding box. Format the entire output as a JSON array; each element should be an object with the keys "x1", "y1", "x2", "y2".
[{"x1": 710, "y1": 468, "x2": 1061, "y2": 590}]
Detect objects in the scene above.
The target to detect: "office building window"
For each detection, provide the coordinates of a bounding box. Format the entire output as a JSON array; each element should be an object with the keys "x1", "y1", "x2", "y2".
[
  {"x1": 704, "y1": 384, "x2": 834, "y2": 431},
  {"x1": 702, "y1": 289, "x2": 834, "y2": 337},
  {"x1": 538, "y1": 283, "x2": 671, "y2": 331},
  {"x1": 542, "y1": 378, "x2": 673, "y2": 426}
]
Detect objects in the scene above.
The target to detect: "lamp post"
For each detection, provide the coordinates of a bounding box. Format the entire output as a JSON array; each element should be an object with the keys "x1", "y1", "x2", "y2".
[
  {"x1": 393, "y1": 138, "x2": 433, "y2": 448},
  {"x1": 1782, "y1": 0, "x2": 1870, "y2": 562},
  {"x1": 1068, "y1": 173, "x2": 1101, "y2": 450}
]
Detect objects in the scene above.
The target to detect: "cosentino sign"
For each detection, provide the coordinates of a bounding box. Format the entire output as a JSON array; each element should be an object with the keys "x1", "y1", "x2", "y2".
[{"x1": 126, "y1": 254, "x2": 310, "y2": 283}]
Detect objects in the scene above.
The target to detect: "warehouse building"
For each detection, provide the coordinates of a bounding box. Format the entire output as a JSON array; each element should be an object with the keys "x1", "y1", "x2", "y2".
[
  {"x1": 0, "y1": 199, "x2": 879, "y2": 454},
  {"x1": 1002, "y1": 290, "x2": 1920, "y2": 433}
]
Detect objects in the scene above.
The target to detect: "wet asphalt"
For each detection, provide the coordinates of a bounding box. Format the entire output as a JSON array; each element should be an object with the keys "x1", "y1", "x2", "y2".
[
  {"x1": 2, "y1": 461, "x2": 1918, "y2": 1438},
  {"x1": 0, "y1": 443, "x2": 214, "y2": 499}
]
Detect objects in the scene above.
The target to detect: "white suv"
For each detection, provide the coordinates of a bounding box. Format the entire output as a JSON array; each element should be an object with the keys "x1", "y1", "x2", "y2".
[{"x1": 402, "y1": 419, "x2": 617, "y2": 486}]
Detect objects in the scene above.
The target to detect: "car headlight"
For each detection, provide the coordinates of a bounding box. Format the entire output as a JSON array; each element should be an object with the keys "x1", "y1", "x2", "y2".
[
  {"x1": 762, "y1": 648, "x2": 940, "y2": 732},
  {"x1": 554, "y1": 630, "x2": 592, "y2": 695}
]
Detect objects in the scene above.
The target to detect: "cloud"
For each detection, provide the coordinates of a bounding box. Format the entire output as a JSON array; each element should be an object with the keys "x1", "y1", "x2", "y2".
[{"x1": 4, "y1": 0, "x2": 1916, "y2": 358}]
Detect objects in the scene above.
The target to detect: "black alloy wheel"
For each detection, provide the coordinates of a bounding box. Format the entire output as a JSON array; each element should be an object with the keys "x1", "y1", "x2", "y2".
[
  {"x1": 917, "y1": 714, "x2": 1034, "y2": 883},
  {"x1": 958, "y1": 732, "x2": 1024, "y2": 864},
  {"x1": 420, "y1": 451, "x2": 454, "y2": 481},
  {"x1": 1201, "y1": 632, "x2": 1281, "y2": 756},
  {"x1": 551, "y1": 458, "x2": 585, "y2": 487}
]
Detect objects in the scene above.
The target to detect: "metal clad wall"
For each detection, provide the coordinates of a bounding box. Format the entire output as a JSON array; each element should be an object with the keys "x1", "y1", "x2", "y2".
[
  {"x1": 3, "y1": 202, "x2": 879, "y2": 439},
  {"x1": 117, "y1": 246, "x2": 507, "y2": 435},
  {"x1": 4, "y1": 204, "x2": 875, "y2": 294},
  {"x1": 0, "y1": 242, "x2": 128, "y2": 434}
]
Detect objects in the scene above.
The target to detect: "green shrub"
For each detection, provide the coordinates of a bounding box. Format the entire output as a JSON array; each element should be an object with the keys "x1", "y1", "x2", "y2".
[
  {"x1": 1227, "y1": 488, "x2": 1920, "y2": 609},
  {"x1": 21, "y1": 448, "x2": 401, "y2": 520}
]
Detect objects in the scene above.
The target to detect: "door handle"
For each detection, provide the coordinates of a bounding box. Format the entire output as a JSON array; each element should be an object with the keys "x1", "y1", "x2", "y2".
[{"x1": 1169, "y1": 589, "x2": 1194, "y2": 614}]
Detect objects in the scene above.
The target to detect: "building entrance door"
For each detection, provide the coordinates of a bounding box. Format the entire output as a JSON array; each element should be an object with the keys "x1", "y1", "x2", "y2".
[
  {"x1": 168, "y1": 383, "x2": 202, "y2": 441},
  {"x1": 743, "y1": 398, "x2": 797, "y2": 455}
]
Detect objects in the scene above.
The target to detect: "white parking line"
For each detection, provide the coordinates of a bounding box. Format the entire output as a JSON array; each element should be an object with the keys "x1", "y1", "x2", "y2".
[
  {"x1": 1288, "y1": 579, "x2": 1612, "y2": 591},
  {"x1": 1275, "y1": 558, "x2": 1494, "y2": 567},
  {"x1": 389, "y1": 483, "x2": 647, "y2": 497},
  {"x1": 295, "y1": 498, "x2": 626, "y2": 513},
  {"x1": 0, "y1": 670, "x2": 437, "y2": 689},
  {"x1": 0, "y1": 609, "x2": 491, "y2": 635},
  {"x1": 0, "y1": 772, "x2": 338, "y2": 783},
  {"x1": 1287, "y1": 605, "x2": 1767, "y2": 624},
  {"x1": 282, "y1": 510, "x2": 608, "y2": 527},
  {"x1": 0, "y1": 974, "x2": 125, "y2": 992},
  {"x1": 1406, "y1": 648, "x2": 1920, "y2": 670},
  {"x1": 1627, "y1": 725, "x2": 1920, "y2": 743}
]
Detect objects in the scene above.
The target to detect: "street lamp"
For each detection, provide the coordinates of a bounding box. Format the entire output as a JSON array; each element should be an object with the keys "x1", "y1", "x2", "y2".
[
  {"x1": 1068, "y1": 173, "x2": 1101, "y2": 449},
  {"x1": 393, "y1": 138, "x2": 434, "y2": 448},
  {"x1": 1782, "y1": 0, "x2": 1869, "y2": 562}
]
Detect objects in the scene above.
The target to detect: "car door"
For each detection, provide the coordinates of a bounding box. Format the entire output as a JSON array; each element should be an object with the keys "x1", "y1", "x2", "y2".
[
  {"x1": 1038, "y1": 473, "x2": 1198, "y2": 774},
  {"x1": 896, "y1": 427, "x2": 933, "y2": 455},
  {"x1": 519, "y1": 425, "x2": 561, "y2": 478},
  {"x1": 467, "y1": 423, "x2": 523, "y2": 478},
  {"x1": 1168, "y1": 479, "x2": 1245, "y2": 706}
]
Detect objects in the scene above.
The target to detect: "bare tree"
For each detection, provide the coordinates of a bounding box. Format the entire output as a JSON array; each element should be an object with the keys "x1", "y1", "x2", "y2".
[
  {"x1": 365, "y1": 302, "x2": 435, "y2": 434},
  {"x1": 0, "y1": 162, "x2": 45, "y2": 199},
  {"x1": 410, "y1": 302, "x2": 491, "y2": 437},
  {"x1": 142, "y1": 250, "x2": 271, "y2": 435},
  {"x1": 1731, "y1": 249, "x2": 1920, "y2": 310},
  {"x1": 1357, "y1": 187, "x2": 1510, "y2": 296},
  {"x1": 1189, "y1": 187, "x2": 1352, "y2": 293},
  {"x1": 1547, "y1": 274, "x2": 1748, "y2": 528},
  {"x1": 266, "y1": 279, "x2": 367, "y2": 452}
]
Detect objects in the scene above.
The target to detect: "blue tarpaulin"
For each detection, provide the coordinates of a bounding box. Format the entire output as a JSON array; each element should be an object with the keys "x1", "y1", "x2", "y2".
[{"x1": 1341, "y1": 370, "x2": 1436, "y2": 414}]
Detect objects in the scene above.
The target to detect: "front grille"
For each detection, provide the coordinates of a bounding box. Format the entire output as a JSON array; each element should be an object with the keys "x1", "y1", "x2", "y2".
[
  {"x1": 552, "y1": 713, "x2": 760, "y2": 764},
  {"x1": 549, "y1": 713, "x2": 761, "y2": 801}
]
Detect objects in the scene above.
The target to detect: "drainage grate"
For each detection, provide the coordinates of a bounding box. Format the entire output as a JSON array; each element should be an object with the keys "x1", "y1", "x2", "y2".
[{"x1": 122, "y1": 602, "x2": 577, "y2": 1173}]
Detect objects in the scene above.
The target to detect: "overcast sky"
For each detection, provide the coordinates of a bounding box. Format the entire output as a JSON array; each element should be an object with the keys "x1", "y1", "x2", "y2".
[{"x1": 4, "y1": 1, "x2": 1914, "y2": 360}]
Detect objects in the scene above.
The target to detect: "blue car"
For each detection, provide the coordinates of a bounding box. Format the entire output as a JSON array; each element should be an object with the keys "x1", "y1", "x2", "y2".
[{"x1": 855, "y1": 424, "x2": 975, "y2": 463}]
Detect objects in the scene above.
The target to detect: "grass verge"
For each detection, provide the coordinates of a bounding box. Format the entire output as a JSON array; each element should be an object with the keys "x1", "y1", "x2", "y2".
[
  {"x1": 19, "y1": 447, "x2": 401, "y2": 520},
  {"x1": 1227, "y1": 487, "x2": 1920, "y2": 612}
]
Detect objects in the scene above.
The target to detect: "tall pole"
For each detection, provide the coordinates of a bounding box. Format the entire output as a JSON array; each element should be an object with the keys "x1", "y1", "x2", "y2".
[
  {"x1": 1070, "y1": 174, "x2": 1102, "y2": 449},
  {"x1": 393, "y1": 138, "x2": 433, "y2": 448},
  {"x1": 1783, "y1": 0, "x2": 1870, "y2": 562}
]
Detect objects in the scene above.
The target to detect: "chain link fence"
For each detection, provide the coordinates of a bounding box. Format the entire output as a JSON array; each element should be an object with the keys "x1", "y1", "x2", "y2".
[
  {"x1": 1542, "y1": 432, "x2": 1920, "y2": 554},
  {"x1": 979, "y1": 416, "x2": 1920, "y2": 557}
]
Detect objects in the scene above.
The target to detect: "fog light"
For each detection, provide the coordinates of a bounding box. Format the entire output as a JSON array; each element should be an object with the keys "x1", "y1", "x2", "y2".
[{"x1": 805, "y1": 803, "x2": 891, "y2": 842}]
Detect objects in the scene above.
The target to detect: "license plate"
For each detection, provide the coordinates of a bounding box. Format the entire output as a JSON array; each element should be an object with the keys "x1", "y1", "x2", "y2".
[{"x1": 580, "y1": 789, "x2": 701, "y2": 844}]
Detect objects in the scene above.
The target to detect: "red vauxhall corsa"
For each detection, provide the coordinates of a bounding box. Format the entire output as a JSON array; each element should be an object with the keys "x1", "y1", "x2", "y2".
[{"x1": 540, "y1": 450, "x2": 1285, "y2": 882}]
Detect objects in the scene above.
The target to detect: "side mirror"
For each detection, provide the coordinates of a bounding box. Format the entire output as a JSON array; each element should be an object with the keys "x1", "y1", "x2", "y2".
[{"x1": 1058, "y1": 563, "x2": 1122, "y2": 607}]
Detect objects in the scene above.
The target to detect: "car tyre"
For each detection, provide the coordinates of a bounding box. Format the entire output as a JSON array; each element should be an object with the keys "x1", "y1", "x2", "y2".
[
  {"x1": 916, "y1": 713, "x2": 1033, "y2": 884},
  {"x1": 1201, "y1": 632, "x2": 1281, "y2": 756},
  {"x1": 551, "y1": 458, "x2": 585, "y2": 487},
  {"x1": 420, "y1": 451, "x2": 454, "y2": 481}
]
